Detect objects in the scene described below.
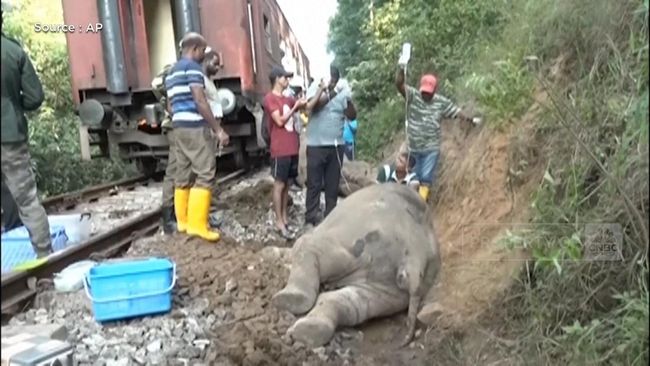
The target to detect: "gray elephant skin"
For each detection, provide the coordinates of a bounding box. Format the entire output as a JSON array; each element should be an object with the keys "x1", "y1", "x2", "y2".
[{"x1": 272, "y1": 183, "x2": 441, "y2": 347}]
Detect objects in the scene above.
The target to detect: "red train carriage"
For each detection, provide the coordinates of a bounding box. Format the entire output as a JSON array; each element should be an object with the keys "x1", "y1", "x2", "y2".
[{"x1": 61, "y1": 0, "x2": 310, "y2": 174}]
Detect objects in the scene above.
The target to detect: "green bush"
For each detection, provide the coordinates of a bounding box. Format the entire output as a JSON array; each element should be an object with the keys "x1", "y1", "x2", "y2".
[
  {"x1": 354, "y1": 97, "x2": 404, "y2": 161},
  {"x1": 482, "y1": 0, "x2": 648, "y2": 364},
  {"x1": 462, "y1": 57, "x2": 534, "y2": 127},
  {"x1": 3, "y1": 0, "x2": 134, "y2": 197},
  {"x1": 329, "y1": 0, "x2": 508, "y2": 158}
]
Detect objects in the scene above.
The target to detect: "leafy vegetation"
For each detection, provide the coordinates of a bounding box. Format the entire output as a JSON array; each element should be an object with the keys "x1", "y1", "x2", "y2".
[
  {"x1": 3, "y1": 0, "x2": 134, "y2": 197},
  {"x1": 328, "y1": 0, "x2": 506, "y2": 159},
  {"x1": 329, "y1": 0, "x2": 648, "y2": 364}
]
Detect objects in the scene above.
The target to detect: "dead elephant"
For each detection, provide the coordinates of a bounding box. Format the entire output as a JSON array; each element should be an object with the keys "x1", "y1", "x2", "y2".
[{"x1": 272, "y1": 183, "x2": 441, "y2": 347}]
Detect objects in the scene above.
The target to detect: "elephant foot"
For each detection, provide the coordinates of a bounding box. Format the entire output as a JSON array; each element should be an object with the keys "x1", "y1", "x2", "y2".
[
  {"x1": 272, "y1": 285, "x2": 314, "y2": 315},
  {"x1": 288, "y1": 316, "x2": 336, "y2": 347}
]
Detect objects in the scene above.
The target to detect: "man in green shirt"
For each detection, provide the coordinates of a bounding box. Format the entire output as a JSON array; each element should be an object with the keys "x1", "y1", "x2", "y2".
[
  {"x1": 395, "y1": 65, "x2": 480, "y2": 202},
  {"x1": 1, "y1": 18, "x2": 53, "y2": 258}
]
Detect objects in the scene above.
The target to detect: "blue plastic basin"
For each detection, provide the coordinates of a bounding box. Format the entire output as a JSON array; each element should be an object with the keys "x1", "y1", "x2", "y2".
[
  {"x1": 83, "y1": 257, "x2": 176, "y2": 322},
  {"x1": 1, "y1": 225, "x2": 68, "y2": 273}
]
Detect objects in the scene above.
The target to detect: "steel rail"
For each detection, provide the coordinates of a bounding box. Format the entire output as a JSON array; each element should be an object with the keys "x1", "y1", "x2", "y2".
[
  {"x1": 1, "y1": 169, "x2": 246, "y2": 315},
  {"x1": 41, "y1": 174, "x2": 158, "y2": 212}
]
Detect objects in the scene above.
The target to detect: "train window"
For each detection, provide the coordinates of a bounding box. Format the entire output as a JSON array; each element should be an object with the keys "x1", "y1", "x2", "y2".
[{"x1": 263, "y1": 15, "x2": 272, "y2": 52}]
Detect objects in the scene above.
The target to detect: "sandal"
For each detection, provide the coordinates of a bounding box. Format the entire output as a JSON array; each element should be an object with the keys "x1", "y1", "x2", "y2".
[
  {"x1": 13, "y1": 257, "x2": 49, "y2": 272},
  {"x1": 275, "y1": 226, "x2": 295, "y2": 240}
]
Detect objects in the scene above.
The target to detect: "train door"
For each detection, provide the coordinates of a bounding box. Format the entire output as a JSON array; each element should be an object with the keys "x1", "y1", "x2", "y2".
[{"x1": 143, "y1": 0, "x2": 177, "y2": 80}]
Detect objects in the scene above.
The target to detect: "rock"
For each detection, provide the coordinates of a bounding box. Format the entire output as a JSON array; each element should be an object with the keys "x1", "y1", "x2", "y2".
[
  {"x1": 339, "y1": 160, "x2": 376, "y2": 197},
  {"x1": 146, "y1": 339, "x2": 162, "y2": 353},
  {"x1": 205, "y1": 314, "x2": 216, "y2": 326},
  {"x1": 75, "y1": 350, "x2": 92, "y2": 363},
  {"x1": 178, "y1": 346, "x2": 201, "y2": 359},
  {"x1": 148, "y1": 352, "x2": 166, "y2": 365},
  {"x1": 225, "y1": 279, "x2": 237, "y2": 293},
  {"x1": 193, "y1": 339, "x2": 210, "y2": 350},
  {"x1": 189, "y1": 286, "x2": 201, "y2": 297},
  {"x1": 163, "y1": 340, "x2": 183, "y2": 358},
  {"x1": 34, "y1": 314, "x2": 49, "y2": 324},
  {"x1": 182, "y1": 330, "x2": 196, "y2": 343},
  {"x1": 312, "y1": 347, "x2": 329, "y2": 362},
  {"x1": 193, "y1": 298, "x2": 210, "y2": 315},
  {"x1": 106, "y1": 358, "x2": 129, "y2": 366},
  {"x1": 172, "y1": 326, "x2": 184, "y2": 338},
  {"x1": 132, "y1": 348, "x2": 147, "y2": 364},
  {"x1": 1, "y1": 323, "x2": 68, "y2": 341},
  {"x1": 259, "y1": 246, "x2": 291, "y2": 262},
  {"x1": 170, "y1": 309, "x2": 187, "y2": 319},
  {"x1": 186, "y1": 317, "x2": 204, "y2": 336},
  {"x1": 83, "y1": 333, "x2": 106, "y2": 348}
]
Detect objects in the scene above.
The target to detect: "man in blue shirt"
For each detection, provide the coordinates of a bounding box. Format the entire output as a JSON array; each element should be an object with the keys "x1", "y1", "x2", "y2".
[
  {"x1": 165, "y1": 32, "x2": 229, "y2": 242},
  {"x1": 342, "y1": 118, "x2": 357, "y2": 161},
  {"x1": 304, "y1": 65, "x2": 357, "y2": 227}
]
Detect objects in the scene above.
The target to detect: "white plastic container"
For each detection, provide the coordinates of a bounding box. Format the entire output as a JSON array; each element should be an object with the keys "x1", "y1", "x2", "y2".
[
  {"x1": 400, "y1": 43, "x2": 412, "y2": 65},
  {"x1": 53, "y1": 260, "x2": 97, "y2": 292},
  {"x1": 48, "y1": 213, "x2": 91, "y2": 244}
]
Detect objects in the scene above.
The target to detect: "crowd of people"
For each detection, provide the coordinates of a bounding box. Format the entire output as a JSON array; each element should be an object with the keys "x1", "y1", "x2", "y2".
[
  {"x1": 2, "y1": 24, "x2": 480, "y2": 256},
  {"x1": 254, "y1": 36, "x2": 481, "y2": 238}
]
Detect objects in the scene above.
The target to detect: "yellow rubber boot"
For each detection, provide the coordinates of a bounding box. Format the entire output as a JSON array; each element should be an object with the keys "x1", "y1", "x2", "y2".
[
  {"x1": 174, "y1": 188, "x2": 190, "y2": 233},
  {"x1": 418, "y1": 185, "x2": 430, "y2": 202},
  {"x1": 187, "y1": 187, "x2": 221, "y2": 242}
]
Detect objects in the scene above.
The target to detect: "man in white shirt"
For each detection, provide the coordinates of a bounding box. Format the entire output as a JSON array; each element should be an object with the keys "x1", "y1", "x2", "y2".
[
  {"x1": 203, "y1": 47, "x2": 223, "y2": 119},
  {"x1": 201, "y1": 47, "x2": 224, "y2": 227}
]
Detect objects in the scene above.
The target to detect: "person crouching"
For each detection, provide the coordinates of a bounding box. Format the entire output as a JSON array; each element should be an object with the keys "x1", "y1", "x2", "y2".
[{"x1": 376, "y1": 143, "x2": 419, "y2": 190}]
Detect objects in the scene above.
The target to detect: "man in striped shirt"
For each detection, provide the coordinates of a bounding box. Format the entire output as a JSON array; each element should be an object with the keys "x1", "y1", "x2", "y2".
[
  {"x1": 165, "y1": 32, "x2": 229, "y2": 242},
  {"x1": 396, "y1": 66, "x2": 479, "y2": 202}
]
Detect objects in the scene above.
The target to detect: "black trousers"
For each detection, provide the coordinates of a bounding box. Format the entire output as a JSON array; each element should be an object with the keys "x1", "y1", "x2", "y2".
[
  {"x1": 305, "y1": 145, "x2": 344, "y2": 225},
  {"x1": 1, "y1": 179, "x2": 23, "y2": 231}
]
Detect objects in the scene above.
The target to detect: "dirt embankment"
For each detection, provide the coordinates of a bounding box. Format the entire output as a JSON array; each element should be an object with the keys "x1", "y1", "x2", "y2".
[{"x1": 351, "y1": 100, "x2": 546, "y2": 365}]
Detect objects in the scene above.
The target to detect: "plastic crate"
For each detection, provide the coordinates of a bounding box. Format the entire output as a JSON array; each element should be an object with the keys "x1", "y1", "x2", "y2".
[
  {"x1": 83, "y1": 257, "x2": 176, "y2": 322},
  {"x1": 1, "y1": 225, "x2": 69, "y2": 273}
]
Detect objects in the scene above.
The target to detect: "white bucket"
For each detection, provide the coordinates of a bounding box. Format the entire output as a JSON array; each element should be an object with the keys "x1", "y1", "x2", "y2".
[{"x1": 48, "y1": 213, "x2": 92, "y2": 244}]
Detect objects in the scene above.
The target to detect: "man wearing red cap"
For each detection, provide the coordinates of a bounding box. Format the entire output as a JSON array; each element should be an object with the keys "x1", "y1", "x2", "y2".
[{"x1": 396, "y1": 65, "x2": 480, "y2": 202}]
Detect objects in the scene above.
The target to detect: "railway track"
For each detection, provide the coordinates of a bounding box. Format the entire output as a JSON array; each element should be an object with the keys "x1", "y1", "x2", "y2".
[
  {"x1": 1, "y1": 169, "x2": 247, "y2": 316},
  {"x1": 41, "y1": 173, "x2": 161, "y2": 213}
]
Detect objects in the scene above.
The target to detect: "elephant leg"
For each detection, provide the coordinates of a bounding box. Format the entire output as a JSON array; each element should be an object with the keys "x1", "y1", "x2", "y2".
[
  {"x1": 272, "y1": 251, "x2": 321, "y2": 315},
  {"x1": 288, "y1": 284, "x2": 407, "y2": 347}
]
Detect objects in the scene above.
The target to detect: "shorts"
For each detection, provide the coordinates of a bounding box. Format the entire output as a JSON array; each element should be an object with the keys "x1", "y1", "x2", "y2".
[
  {"x1": 272, "y1": 155, "x2": 299, "y2": 183},
  {"x1": 411, "y1": 149, "x2": 440, "y2": 186}
]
